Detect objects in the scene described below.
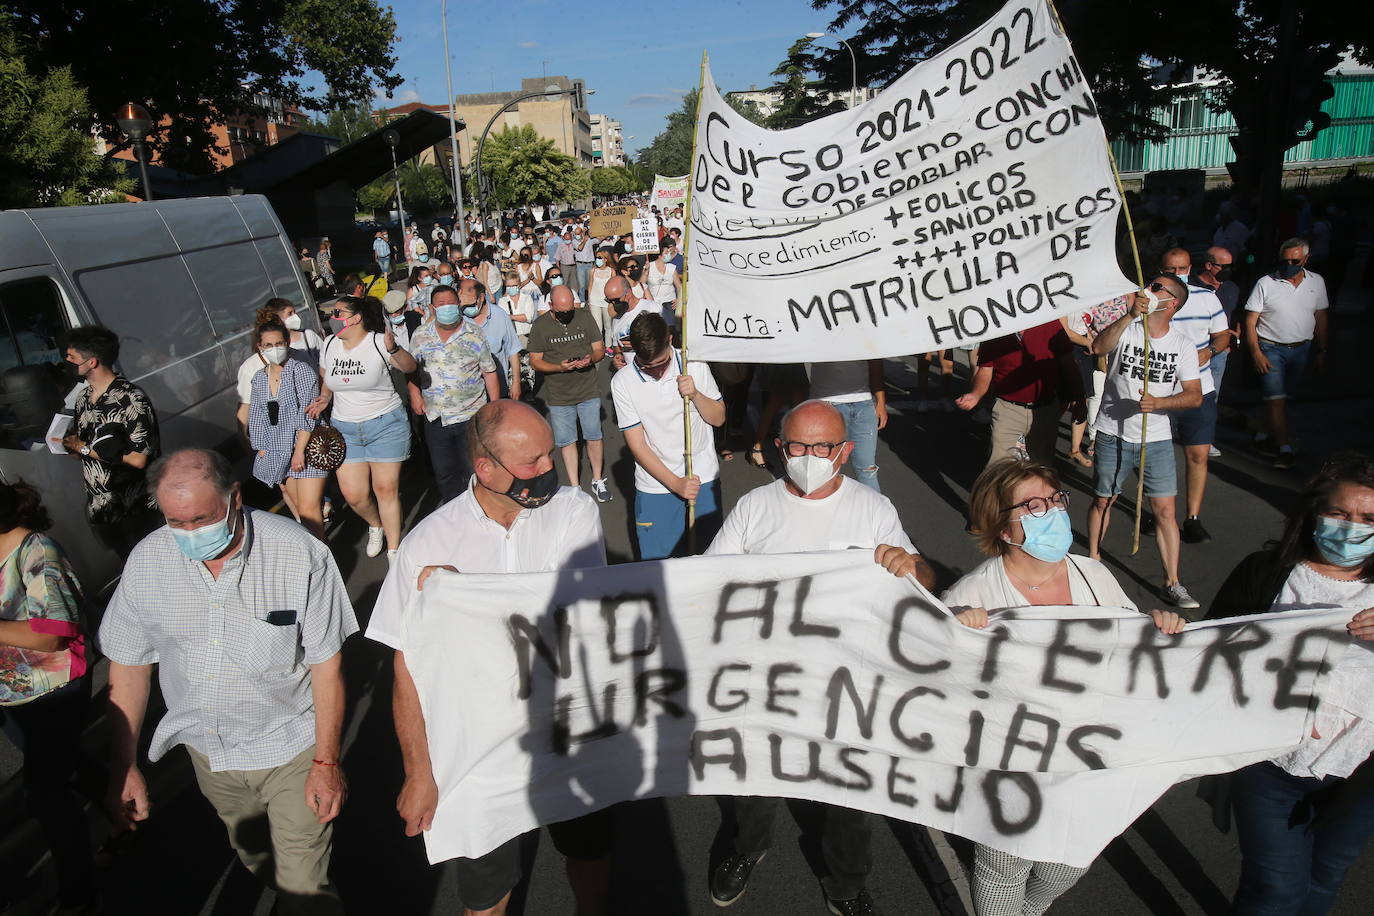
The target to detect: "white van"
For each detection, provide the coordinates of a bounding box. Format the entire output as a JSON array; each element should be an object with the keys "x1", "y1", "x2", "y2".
[{"x1": 0, "y1": 194, "x2": 321, "y2": 599}]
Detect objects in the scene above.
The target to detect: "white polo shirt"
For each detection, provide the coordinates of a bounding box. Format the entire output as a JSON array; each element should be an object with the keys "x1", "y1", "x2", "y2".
[
  {"x1": 610, "y1": 349, "x2": 721, "y2": 494},
  {"x1": 366, "y1": 482, "x2": 606, "y2": 651},
  {"x1": 1244, "y1": 270, "x2": 1328, "y2": 344},
  {"x1": 706, "y1": 476, "x2": 917, "y2": 556},
  {"x1": 1170, "y1": 283, "x2": 1228, "y2": 396}
]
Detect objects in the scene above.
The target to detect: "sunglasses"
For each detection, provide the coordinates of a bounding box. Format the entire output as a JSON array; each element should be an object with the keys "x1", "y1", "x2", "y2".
[
  {"x1": 1280, "y1": 258, "x2": 1304, "y2": 266},
  {"x1": 329, "y1": 309, "x2": 352, "y2": 319}
]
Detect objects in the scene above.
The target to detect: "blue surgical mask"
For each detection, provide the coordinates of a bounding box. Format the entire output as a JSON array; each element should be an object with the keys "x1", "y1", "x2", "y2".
[
  {"x1": 438, "y1": 274, "x2": 453, "y2": 286},
  {"x1": 1313, "y1": 517, "x2": 1374, "y2": 568},
  {"x1": 435, "y1": 304, "x2": 461, "y2": 325},
  {"x1": 423, "y1": 276, "x2": 436, "y2": 287},
  {"x1": 387, "y1": 313, "x2": 406, "y2": 325},
  {"x1": 505, "y1": 286, "x2": 519, "y2": 297},
  {"x1": 462, "y1": 304, "x2": 480, "y2": 318},
  {"x1": 1006, "y1": 507, "x2": 1073, "y2": 563},
  {"x1": 550, "y1": 277, "x2": 564, "y2": 286},
  {"x1": 171, "y1": 500, "x2": 237, "y2": 562}
]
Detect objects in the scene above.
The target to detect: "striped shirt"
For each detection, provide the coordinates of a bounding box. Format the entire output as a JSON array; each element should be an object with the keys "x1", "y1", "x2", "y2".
[
  {"x1": 1171, "y1": 282, "x2": 1228, "y2": 396},
  {"x1": 99, "y1": 509, "x2": 358, "y2": 771}
]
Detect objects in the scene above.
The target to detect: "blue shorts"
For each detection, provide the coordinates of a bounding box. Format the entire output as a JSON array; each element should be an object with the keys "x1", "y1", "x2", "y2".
[
  {"x1": 634, "y1": 479, "x2": 722, "y2": 560},
  {"x1": 1170, "y1": 390, "x2": 1218, "y2": 447},
  {"x1": 1258, "y1": 339, "x2": 1311, "y2": 401},
  {"x1": 1093, "y1": 433, "x2": 1176, "y2": 498},
  {"x1": 548, "y1": 398, "x2": 603, "y2": 448},
  {"x1": 335, "y1": 405, "x2": 411, "y2": 464}
]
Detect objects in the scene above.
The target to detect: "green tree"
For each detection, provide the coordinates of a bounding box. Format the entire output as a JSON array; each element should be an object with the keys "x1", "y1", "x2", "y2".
[
  {"x1": 636, "y1": 90, "x2": 698, "y2": 177},
  {"x1": 0, "y1": 17, "x2": 133, "y2": 207},
  {"x1": 589, "y1": 165, "x2": 631, "y2": 197},
  {"x1": 478, "y1": 124, "x2": 586, "y2": 208},
  {"x1": 301, "y1": 99, "x2": 383, "y2": 143},
  {"x1": 726, "y1": 95, "x2": 769, "y2": 127},
  {"x1": 762, "y1": 38, "x2": 847, "y2": 129},
  {"x1": 356, "y1": 176, "x2": 393, "y2": 215},
  {"x1": 8, "y1": 0, "x2": 401, "y2": 173},
  {"x1": 401, "y1": 161, "x2": 452, "y2": 215}
]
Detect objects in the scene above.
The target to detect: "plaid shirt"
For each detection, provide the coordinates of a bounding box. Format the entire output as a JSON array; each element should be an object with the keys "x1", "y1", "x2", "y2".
[{"x1": 99, "y1": 510, "x2": 358, "y2": 771}]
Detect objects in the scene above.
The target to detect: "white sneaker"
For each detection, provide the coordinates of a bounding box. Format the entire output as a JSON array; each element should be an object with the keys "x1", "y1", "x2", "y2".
[
  {"x1": 1163, "y1": 583, "x2": 1200, "y2": 609},
  {"x1": 591, "y1": 478, "x2": 613, "y2": 503},
  {"x1": 1209, "y1": 445, "x2": 1221, "y2": 458},
  {"x1": 365, "y1": 526, "x2": 385, "y2": 558}
]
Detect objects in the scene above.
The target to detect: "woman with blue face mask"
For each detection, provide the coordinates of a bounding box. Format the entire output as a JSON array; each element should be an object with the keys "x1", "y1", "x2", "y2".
[
  {"x1": 1207, "y1": 451, "x2": 1374, "y2": 916},
  {"x1": 943, "y1": 458, "x2": 1185, "y2": 915}
]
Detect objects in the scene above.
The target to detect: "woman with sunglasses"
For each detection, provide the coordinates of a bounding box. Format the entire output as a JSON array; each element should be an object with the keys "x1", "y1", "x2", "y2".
[
  {"x1": 617, "y1": 256, "x2": 648, "y2": 300},
  {"x1": 307, "y1": 296, "x2": 418, "y2": 560},
  {"x1": 1208, "y1": 452, "x2": 1374, "y2": 915},
  {"x1": 247, "y1": 320, "x2": 327, "y2": 538},
  {"x1": 946, "y1": 458, "x2": 1185, "y2": 915}
]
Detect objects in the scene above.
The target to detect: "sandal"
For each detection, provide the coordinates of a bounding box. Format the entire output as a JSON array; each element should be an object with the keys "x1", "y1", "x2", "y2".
[
  {"x1": 746, "y1": 446, "x2": 766, "y2": 468},
  {"x1": 1069, "y1": 450, "x2": 1093, "y2": 468}
]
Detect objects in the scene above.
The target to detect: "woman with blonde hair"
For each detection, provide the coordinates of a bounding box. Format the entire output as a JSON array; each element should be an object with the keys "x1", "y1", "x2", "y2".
[{"x1": 946, "y1": 458, "x2": 1185, "y2": 915}]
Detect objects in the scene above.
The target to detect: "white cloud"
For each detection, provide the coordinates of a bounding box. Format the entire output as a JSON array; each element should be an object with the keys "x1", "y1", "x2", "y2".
[{"x1": 518, "y1": 41, "x2": 539, "y2": 48}]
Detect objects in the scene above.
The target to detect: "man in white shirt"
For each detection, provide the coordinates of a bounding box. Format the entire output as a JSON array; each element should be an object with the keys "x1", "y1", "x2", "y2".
[
  {"x1": 1243, "y1": 237, "x2": 1329, "y2": 469},
  {"x1": 367, "y1": 400, "x2": 612, "y2": 916},
  {"x1": 1088, "y1": 277, "x2": 1204, "y2": 609},
  {"x1": 611, "y1": 312, "x2": 724, "y2": 558},
  {"x1": 1159, "y1": 248, "x2": 1230, "y2": 543},
  {"x1": 703, "y1": 398, "x2": 934, "y2": 916}
]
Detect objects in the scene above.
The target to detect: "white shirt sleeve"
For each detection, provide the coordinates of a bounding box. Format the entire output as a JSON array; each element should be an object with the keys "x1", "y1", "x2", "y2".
[
  {"x1": 705, "y1": 496, "x2": 750, "y2": 556},
  {"x1": 1243, "y1": 277, "x2": 1268, "y2": 313},
  {"x1": 611, "y1": 372, "x2": 642, "y2": 430},
  {"x1": 687, "y1": 360, "x2": 721, "y2": 400}
]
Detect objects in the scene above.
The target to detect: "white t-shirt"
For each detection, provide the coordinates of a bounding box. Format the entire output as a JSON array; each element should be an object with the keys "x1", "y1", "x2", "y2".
[
  {"x1": 237, "y1": 353, "x2": 265, "y2": 404},
  {"x1": 1244, "y1": 271, "x2": 1329, "y2": 344},
  {"x1": 941, "y1": 554, "x2": 1136, "y2": 612},
  {"x1": 1269, "y1": 563, "x2": 1374, "y2": 780},
  {"x1": 320, "y1": 332, "x2": 402, "y2": 423},
  {"x1": 611, "y1": 350, "x2": 721, "y2": 494},
  {"x1": 1093, "y1": 321, "x2": 1200, "y2": 444},
  {"x1": 610, "y1": 300, "x2": 669, "y2": 348},
  {"x1": 706, "y1": 476, "x2": 916, "y2": 556},
  {"x1": 366, "y1": 482, "x2": 605, "y2": 651},
  {"x1": 808, "y1": 360, "x2": 872, "y2": 405},
  {"x1": 1170, "y1": 284, "x2": 1228, "y2": 396}
]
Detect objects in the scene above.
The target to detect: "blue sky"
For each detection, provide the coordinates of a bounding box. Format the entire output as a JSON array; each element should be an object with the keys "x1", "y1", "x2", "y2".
[{"x1": 374, "y1": 0, "x2": 842, "y2": 159}]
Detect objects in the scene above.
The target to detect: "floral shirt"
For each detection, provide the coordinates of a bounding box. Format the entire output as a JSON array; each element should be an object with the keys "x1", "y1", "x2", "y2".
[
  {"x1": 409, "y1": 320, "x2": 496, "y2": 426},
  {"x1": 73, "y1": 376, "x2": 160, "y2": 524},
  {"x1": 0, "y1": 532, "x2": 86, "y2": 705}
]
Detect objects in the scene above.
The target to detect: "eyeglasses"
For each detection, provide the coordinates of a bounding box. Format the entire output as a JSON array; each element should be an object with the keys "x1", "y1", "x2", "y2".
[
  {"x1": 329, "y1": 309, "x2": 352, "y2": 319},
  {"x1": 1280, "y1": 257, "x2": 1304, "y2": 266},
  {"x1": 1004, "y1": 490, "x2": 1071, "y2": 518},
  {"x1": 781, "y1": 440, "x2": 845, "y2": 458}
]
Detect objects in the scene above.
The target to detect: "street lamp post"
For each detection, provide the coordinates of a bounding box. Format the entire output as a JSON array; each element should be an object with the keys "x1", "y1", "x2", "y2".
[
  {"x1": 440, "y1": 0, "x2": 467, "y2": 249},
  {"x1": 116, "y1": 103, "x2": 155, "y2": 200},
  {"x1": 805, "y1": 32, "x2": 859, "y2": 109},
  {"x1": 472, "y1": 86, "x2": 594, "y2": 222},
  {"x1": 383, "y1": 129, "x2": 408, "y2": 253}
]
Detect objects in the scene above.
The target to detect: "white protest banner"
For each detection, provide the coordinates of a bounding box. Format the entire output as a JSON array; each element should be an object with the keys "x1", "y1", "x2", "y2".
[
  {"x1": 400, "y1": 551, "x2": 1349, "y2": 867},
  {"x1": 652, "y1": 174, "x2": 689, "y2": 208},
  {"x1": 632, "y1": 217, "x2": 660, "y2": 254},
  {"x1": 686, "y1": 0, "x2": 1136, "y2": 362}
]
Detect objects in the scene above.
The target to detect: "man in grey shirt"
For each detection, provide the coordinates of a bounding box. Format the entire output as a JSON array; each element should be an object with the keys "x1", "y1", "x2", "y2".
[{"x1": 101, "y1": 448, "x2": 358, "y2": 913}]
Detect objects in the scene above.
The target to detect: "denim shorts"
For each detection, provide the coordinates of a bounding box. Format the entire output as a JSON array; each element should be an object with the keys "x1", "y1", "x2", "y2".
[
  {"x1": 1093, "y1": 432, "x2": 1176, "y2": 498},
  {"x1": 1170, "y1": 390, "x2": 1218, "y2": 447},
  {"x1": 334, "y1": 405, "x2": 411, "y2": 464},
  {"x1": 1258, "y1": 339, "x2": 1310, "y2": 401},
  {"x1": 548, "y1": 398, "x2": 603, "y2": 448}
]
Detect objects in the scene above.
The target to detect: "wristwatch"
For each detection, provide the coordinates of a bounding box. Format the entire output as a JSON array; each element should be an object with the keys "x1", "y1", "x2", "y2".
[
  {"x1": 387, "y1": 344, "x2": 401, "y2": 355},
  {"x1": 79, "y1": 444, "x2": 91, "y2": 456}
]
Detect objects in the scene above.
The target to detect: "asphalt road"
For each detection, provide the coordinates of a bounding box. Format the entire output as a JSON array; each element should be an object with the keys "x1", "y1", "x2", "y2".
[{"x1": 8, "y1": 330, "x2": 1374, "y2": 916}]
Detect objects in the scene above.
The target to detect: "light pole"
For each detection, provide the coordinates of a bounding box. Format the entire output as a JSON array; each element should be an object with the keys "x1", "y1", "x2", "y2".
[
  {"x1": 383, "y1": 129, "x2": 408, "y2": 254},
  {"x1": 116, "y1": 103, "x2": 154, "y2": 200},
  {"x1": 805, "y1": 32, "x2": 859, "y2": 109},
  {"x1": 440, "y1": 0, "x2": 467, "y2": 248},
  {"x1": 473, "y1": 86, "x2": 593, "y2": 221}
]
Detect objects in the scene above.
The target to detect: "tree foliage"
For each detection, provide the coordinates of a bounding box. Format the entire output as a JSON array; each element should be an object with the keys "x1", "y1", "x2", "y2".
[
  {"x1": 478, "y1": 124, "x2": 587, "y2": 208},
  {"x1": 588, "y1": 165, "x2": 645, "y2": 198},
  {"x1": 762, "y1": 38, "x2": 848, "y2": 129},
  {"x1": 0, "y1": 16, "x2": 133, "y2": 207},
  {"x1": 300, "y1": 99, "x2": 383, "y2": 143},
  {"x1": 7, "y1": 0, "x2": 401, "y2": 173},
  {"x1": 636, "y1": 91, "x2": 698, "y2": 177}
]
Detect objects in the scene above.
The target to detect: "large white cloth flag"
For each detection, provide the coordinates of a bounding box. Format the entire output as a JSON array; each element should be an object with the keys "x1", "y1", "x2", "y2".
[
  {"x1": 400, "y1": 551, "x2": 1349, "y2": 868},
  {"x1": 686, "y1": 0, "x2": 1136, "y2": 362}
]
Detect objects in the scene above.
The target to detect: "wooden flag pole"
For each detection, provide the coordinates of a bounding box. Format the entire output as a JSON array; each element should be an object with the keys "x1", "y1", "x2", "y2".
[
  {"x1": 680, "y1": 51, "x2": 708, "y2": 553},
  {"x1": 1048, "y1": 0, "x2": 1150, "y2": 555}
]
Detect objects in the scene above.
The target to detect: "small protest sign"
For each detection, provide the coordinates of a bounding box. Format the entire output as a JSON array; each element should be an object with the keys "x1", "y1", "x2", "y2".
[
  {"x1": 589, "y1": 205, "x2": 637, "y2": 239},
  {"x1": 632, "y1": 217, "x2": 660, "y2": 254}
]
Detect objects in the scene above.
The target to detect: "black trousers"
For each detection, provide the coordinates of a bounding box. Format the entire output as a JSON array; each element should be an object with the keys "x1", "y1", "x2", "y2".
[
  {"x1": 425, "y1": 416, "x2": 474, "y2": 504},
  {"x1": 0, "y1": 678, "x2": 95, "y2": 907},
  {"x1": 730, "y1": 796, "x2": 872, "y2": 901}
]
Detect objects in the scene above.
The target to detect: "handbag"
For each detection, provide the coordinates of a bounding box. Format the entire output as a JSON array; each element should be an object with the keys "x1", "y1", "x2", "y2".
[{"x1": 304, "y1": 420, "x2": 345, "y2": 472}]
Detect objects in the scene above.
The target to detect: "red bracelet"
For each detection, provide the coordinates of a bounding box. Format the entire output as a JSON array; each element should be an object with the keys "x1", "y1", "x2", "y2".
[{"x1": 311, "y1": 759, "x2": 339, "y2": 767}]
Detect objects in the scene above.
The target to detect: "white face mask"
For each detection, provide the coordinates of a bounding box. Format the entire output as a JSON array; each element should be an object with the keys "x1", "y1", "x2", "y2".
[
  {"x1": 785, "y1": 454, "x2": 837, "y2": 495},
  {"x1": 282, "y1": 313, "x2": 302, "y2": 331},
  {"x1": 1142, "y1": 288, "x2": 1175, "y2": 314},
  {"x1": 261, "y1": 345, "x2": 288, "y2": 365}
]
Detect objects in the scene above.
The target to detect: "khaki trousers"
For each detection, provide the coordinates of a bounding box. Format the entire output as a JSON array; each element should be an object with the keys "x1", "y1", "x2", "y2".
[
  {"x1": 187, "y1": 745, "x2": 340, "y2": 913},
  {"x1": 988, "y1": 399, "x2": 1060, "y2": 466}
]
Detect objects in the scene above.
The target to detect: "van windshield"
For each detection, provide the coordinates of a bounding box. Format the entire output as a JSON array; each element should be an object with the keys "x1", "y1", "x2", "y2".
[{"x1": 0, "y1": 277, "x2": 70, "y2": 449}]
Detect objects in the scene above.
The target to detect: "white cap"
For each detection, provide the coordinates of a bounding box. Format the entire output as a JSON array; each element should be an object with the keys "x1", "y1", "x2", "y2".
[{"x1": 382, "y1": 289, "x2": 407, "y2": 313}]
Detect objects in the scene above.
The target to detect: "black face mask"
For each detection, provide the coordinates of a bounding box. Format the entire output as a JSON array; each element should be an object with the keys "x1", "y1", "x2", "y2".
[
  {"x1": 627, "y1": 267, "x2": 643, "y2": 281},
  {"x1": 607, "y1": 297, "x2": 630, "y2": 317},
  {"x1": 1213, "y1": 265, "x2": 1232, "y2": 282},
  {"x1": 496, "y1": 463, "x2": 559, "y2": 508},
  {"x1": 554, "y1": 309, "x2": 576, "y2": 325}
]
